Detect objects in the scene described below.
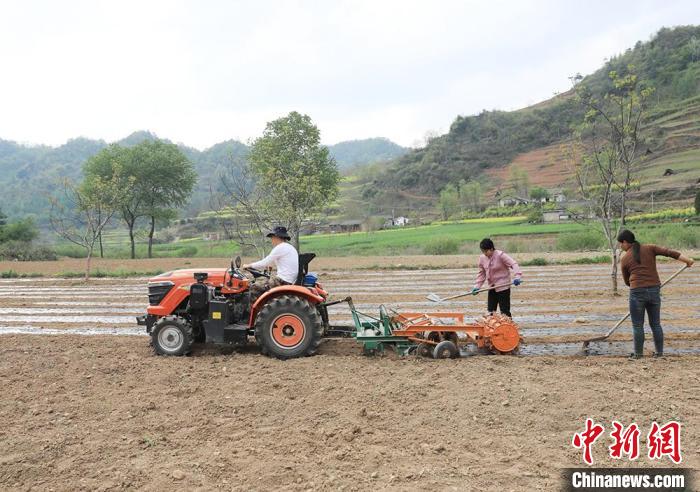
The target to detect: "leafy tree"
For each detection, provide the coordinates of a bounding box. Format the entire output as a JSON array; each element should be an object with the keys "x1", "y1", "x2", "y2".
[
  {"x1": 438, "y1": 184, "x2": 460, "y2": 220},
  {"x1": 0, "y1": 218, "x2": 38, "y2": 243},
  {"x1": 0, "y1": 208, "x2": 6, "y2": 228},
  {"x1": 248, "y1": 112, "x2": 340, "y2": 249},
  {"x1": 572, "y1": 66, "x2": 654, "y2": 294},
  {"x1": 530, "y1": 187, "x2": 550, "y2": 201},
  {"x1": 695, "y1": 189, "x2": 700, "y2": 215},
  {"x1": 509, "y1": 166, "x2": 530, "y2": 198},
  {"x1": 82, "y1": 145, "x2": 138, "y2": 257},
  {"x1": 460, "y1": 180, "x2": 483, "y2": 212},
  {"x1": 83, "y1": 141, "x2": 196, "y2": 258},
  {"x1": 130, "y1": 140, "x2": 196, "y2": 258}
]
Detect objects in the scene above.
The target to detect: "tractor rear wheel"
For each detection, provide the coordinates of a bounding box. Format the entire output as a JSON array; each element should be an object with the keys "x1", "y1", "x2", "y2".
[
  {"x1": 151, "y1": 316, "x2": 193, "y2": 356},
  {"x1": 254, "y1": 295, "x2": 323, "y2": 359}
]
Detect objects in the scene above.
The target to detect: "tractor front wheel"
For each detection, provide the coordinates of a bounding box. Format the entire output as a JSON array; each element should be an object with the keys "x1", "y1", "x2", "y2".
[
  {"x1": 254, "y1": 295, "x2": 323, "y2": 359},
  {"x1": 151, "y1": 316, "x2": 193, "y2": 356}
]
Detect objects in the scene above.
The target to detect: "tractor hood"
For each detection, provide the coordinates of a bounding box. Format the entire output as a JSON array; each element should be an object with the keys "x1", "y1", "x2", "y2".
[{"x1": 149, "y1": 268, "x2": 229, "y2": 286}]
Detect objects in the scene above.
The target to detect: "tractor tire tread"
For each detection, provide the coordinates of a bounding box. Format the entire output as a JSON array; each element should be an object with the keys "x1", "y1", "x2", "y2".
[
  {"x1": 254, "y1": 295, "x2": 323, "y2": 359},
  {"x1": 151, "y1": 315, "x2": 193, "y2": 356}
]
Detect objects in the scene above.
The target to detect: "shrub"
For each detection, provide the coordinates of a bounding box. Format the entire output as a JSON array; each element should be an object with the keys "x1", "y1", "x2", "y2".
[
  {"x1": 556, "y1": 231, "x2": 606, "y2": 251},
  {"x1": 177, "y1": 246, "x2": 198, "y2": 257},
  {"x1": 627, "y1": 207, "x2": 695, "y2": 223},
  {"x1": 0, "y1": 270, "x2": 43, "y2": 278},
  {"x1": 0, "y1": 241, "x2": 58, "y2": 261},
  {"x1": 53, "y1": 244, "x2": 87, "y2": 258},
  {"x1": 641, "y1": 225, "x2": 699, "y2": 249},
  {"x1": 422, "y1": 236, "x2": 461, "y2": 255},
  {"x1": 570, "y1": 255, "x2": 611, "y2": 264},
  {"x1": 527, "y1": 208, "x2": 543, "y2": 224},
  {"x1": 0, "y1": 218, "x2": 39, "y2": 242},
  {"x1": 522, "y1": 257, "x2": 548, "y2": 266}
]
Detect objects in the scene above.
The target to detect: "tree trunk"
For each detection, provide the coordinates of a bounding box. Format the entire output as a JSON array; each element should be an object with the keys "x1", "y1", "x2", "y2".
[
  {"x1": 291, "y1": 220, "x2": 301, "y2": 251},
  {"x1": 148, "y1": 215, "x2": 155, "y2": 259},
  {"x1": 85, "y1": 249, "x2": 92, "y2": 282},
  {"x1": 128, "y1": 222, "x2": 136, "y2": 259},
  {"x1": 98, "y1": 231, "x2": 104, "y2": 258},
  {"x1": 610, "y1": 249, "x2": 618, "y2": 295}
]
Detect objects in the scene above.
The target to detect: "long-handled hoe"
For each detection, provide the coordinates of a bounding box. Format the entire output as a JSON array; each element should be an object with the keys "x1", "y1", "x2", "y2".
[
  {"x1": 579, "y1": 265, "x2": 689, "y2": 354},
  {"x1": 427, "y1": 282, "x2": 514, "y2": 303}
]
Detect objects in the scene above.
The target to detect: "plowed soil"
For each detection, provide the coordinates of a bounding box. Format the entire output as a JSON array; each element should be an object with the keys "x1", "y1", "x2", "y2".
[{"x1": 1, "y1": 261, "x2": 699, "y2": 490}]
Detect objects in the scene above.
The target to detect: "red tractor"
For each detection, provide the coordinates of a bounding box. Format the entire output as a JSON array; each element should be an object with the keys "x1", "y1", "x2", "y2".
[{"x1": 137, "y1": 254, "x2": 333, "y2": 359}]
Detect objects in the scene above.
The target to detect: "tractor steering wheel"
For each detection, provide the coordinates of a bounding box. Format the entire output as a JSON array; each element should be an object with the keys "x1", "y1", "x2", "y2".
[
  {"x1": 245, "y1": 267, "x2": 270, "y2": 279},
  {"x1": 226, "y1": 256, "x2": 244, "y2": 287}
]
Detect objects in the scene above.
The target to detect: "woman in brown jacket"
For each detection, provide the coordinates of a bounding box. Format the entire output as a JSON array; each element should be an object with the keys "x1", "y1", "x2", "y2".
[{"x1": 617, "y1": 230, "x2": 694, "y2": 358}]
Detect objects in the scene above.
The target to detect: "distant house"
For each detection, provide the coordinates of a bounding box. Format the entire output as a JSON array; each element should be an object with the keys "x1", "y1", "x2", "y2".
[
  {"x1": 532, "y1": 189, "x2": 567, "y2": 204},
  {"x1": 498, "y1": 196, "x2": 530, "y2": 207},
  {"x1": 550, "y1": 189, "x2": 567, "y2": 203},
  {"x1": 329, "y1": 220, "x2": 362, "y2": 233},
  {"x1": 383, "y1": 216, "x2": 410, "y2": 227},
  {"x1": 542, "y1": 209, "x2": 570, "y2": 223}
]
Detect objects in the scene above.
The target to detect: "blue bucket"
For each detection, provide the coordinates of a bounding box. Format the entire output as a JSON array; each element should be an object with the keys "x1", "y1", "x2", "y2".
[{"x1": 303, "y1": 273, "x2": 318, "y2": 286}]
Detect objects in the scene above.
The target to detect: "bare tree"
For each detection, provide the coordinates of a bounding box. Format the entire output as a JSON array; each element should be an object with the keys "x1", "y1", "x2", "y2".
[
  {"x1": 570, "y1": 67, "x2": 654, "y2": 294},
  {"x1": 210, "y1": 155, "x2": 274, "y2": 258},
  {"x1": 50, "y1": 177, "x2": 122, "y2": 280}
]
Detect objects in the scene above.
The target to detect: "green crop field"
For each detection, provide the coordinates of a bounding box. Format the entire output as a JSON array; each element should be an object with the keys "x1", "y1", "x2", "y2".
[
  {"x1": 299, "y1": 218, "x2": 587, "y2": 256},
  {"x1": 50, "y1": 217, "x2": 700, "y2": 259}
]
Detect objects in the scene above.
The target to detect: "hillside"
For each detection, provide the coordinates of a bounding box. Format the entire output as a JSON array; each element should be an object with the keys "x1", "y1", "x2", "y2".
[
  {"x1": 0, "y1": 135, "x2": 402, "y2": 220},
  {"x1": 363, "y1": 25, "x2": 700, "y2": 208}
]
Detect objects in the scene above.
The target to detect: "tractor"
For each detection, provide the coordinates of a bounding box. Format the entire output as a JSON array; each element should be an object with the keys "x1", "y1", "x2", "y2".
[{"x1": 137, "y1": 253, "x2": 334, "y2": 359}]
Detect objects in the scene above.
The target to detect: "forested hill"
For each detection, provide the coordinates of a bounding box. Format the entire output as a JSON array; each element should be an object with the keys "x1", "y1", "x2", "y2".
[
  {"x1": 364, "y1": 25, "x2": 700, "y2": 199},
  {"x1": 0, "y1": 133, "x2": 402, "y2": 220},
  {"x1": 327, "y1": 138, "x2": 407, "y2": 170}
]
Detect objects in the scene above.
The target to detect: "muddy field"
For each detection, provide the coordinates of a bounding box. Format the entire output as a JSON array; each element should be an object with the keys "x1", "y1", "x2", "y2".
[{"x1": 1, "y1": 262, "x2": 699, "y2": 490}]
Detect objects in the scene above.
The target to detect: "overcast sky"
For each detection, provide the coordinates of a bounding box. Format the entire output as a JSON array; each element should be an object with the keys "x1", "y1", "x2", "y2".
[{"x1": 1, "y1": 1, "x2": 699, "y2": 149}]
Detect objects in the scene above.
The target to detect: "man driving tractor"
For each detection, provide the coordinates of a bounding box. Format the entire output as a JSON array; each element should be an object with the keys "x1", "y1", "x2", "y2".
[{"x1": 242, "y1": 226, "x2": 299, "y2": 299}]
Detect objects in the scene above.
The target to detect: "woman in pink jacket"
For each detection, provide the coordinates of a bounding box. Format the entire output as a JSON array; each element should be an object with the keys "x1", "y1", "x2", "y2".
[{"x1": 472, "y1": 238, "x2": 522, "y2": 318}]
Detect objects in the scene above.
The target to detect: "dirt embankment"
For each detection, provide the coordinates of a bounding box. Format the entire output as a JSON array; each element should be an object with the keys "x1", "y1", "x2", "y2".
[{"x1": 1, "y1": 335, "x2": 698, "y2": 491}]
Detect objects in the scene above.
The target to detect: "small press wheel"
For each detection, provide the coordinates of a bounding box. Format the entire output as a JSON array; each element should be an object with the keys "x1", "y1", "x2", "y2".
[
  {"x1": 433, "y1": 340, "x2": 459, "y2": 359},
  {"x1": 416, "y1": 343, "x2": 433, "y2": 358}
]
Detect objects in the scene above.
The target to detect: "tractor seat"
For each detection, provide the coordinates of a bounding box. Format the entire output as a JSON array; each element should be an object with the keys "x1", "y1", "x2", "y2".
[{"x1": 296, "y1": 253, "x2": 316, "y2": 285}]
